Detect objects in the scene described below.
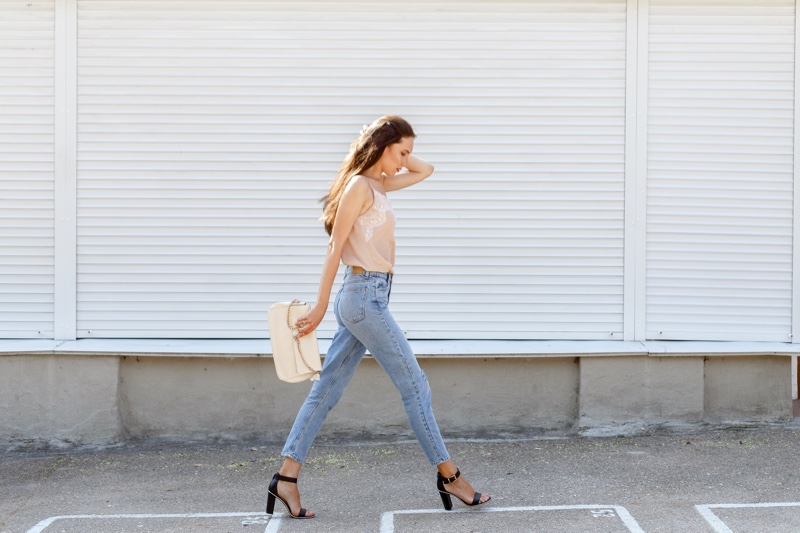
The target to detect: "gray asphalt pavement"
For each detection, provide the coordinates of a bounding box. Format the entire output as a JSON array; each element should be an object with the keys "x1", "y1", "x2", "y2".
[{"x1": 2, "y1": 423, "x2": 800, "y2": 533}]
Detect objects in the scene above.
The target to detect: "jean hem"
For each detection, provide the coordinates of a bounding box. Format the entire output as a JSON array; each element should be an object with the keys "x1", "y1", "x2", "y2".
[
  {"x1": 432, "y1": 454, "x2": 452, "y2": 467},
  {"x1": 281, "y1": 452, "x2": 304, "y2": 464}
]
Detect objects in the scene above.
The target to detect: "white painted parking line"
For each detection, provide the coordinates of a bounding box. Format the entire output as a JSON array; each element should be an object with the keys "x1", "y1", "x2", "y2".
[
  {"x1": 26, "y1": 512, "x2": 268, "y2": 533},
  {"x1": 264, "y1": 512, "x2": 283, "y2": 533},
  {"x1": 695, "y1": 503, "x2": 800, "y2": 533},
  {"x1": 380, "y1": 504, "x2": 645, "y2": 533}
]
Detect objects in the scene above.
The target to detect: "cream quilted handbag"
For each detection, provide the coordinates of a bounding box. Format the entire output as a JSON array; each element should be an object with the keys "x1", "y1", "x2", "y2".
[{"x1": 267, "y1": 300, "x2": 321, "y2": 383}]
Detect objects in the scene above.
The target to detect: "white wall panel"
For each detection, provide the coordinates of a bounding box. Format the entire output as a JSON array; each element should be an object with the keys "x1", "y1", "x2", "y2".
[
  {"x1": 647, "y1": 0, "x2": 795, "y2": 341},
  {"x1": 76, "y1": 0, "x2": 628, "y2": 339},
  {"x1": 5, "y1": 0, "x2": 797, "y2": 344},
  {"x1": 0, "y1": 0, "x2": 55, "y2": 338}
]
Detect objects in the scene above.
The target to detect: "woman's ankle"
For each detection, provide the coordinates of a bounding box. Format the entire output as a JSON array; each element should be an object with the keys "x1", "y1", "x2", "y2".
[
  {"x1": 279, "y1": 457, "x2": 302, "y2": 478},
  {"x1": 436, "y1": 460, "x2": 459, "y2": 479}
]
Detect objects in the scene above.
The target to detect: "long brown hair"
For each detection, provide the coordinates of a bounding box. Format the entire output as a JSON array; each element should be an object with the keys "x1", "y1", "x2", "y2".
[{"x1": 320, "y1": 115, "x2": 416, "y2": 235}]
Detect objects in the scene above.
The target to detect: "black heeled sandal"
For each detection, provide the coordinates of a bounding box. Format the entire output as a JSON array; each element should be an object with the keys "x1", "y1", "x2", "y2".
[
  {"x1": 266, "y1": 473, "x2": 314, "y2": 519},
  {"x1": 436, "y1": 469, "x2": 490, "y2": 510}
]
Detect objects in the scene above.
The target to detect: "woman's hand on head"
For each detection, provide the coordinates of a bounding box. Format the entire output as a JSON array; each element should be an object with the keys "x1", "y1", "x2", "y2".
[{"x1": 384, "y1": 154, "x2": 434, "y2": 192}]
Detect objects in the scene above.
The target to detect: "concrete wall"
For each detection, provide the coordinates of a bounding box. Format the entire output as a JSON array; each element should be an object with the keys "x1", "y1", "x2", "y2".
[
  {"x1": 0, "y1": 354, "x2": 793, "y2": 448},
  {"x1": 704, "y1": 356, "x2": 792, "y2": 422},
  {"x1": 116, "y1": 357, "x2": 579, "y2": 442},
  {"x1": 579, "y1": 356, "x2": 705, "y2": 430},
  {"x1": 0, "y1": 355, "x2": 122, "y2": 447}
]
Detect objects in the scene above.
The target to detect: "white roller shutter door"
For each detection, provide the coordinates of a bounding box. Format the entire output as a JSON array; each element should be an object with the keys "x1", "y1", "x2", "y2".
[
  {"x1": 0, "y1": 0, "x2": 55, "y2": 338},
  {"x1": 76, "y1": 0, "x2": 627, "y2": 339},
  {"x1": 646, "y1": 0, "x2": 795, "y2": 341}
]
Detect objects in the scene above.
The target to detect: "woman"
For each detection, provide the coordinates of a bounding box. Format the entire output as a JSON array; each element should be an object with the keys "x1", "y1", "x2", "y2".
[{"x1": 266, "y1": 115, "x2": 491, "y2": 519}]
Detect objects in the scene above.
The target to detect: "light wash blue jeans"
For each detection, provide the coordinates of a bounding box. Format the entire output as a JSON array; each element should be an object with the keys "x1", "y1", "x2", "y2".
[{"x1": 281, "y1": 267, "x2": 451, "y2": 466}]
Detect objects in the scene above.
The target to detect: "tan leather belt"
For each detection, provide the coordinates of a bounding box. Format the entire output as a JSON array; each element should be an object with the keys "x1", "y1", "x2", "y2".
[{"x1": 349, "y1": 266, "x2": 392, "y2": 278}]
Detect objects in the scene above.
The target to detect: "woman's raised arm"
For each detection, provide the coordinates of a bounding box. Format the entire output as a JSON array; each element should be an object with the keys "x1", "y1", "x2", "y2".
[{"x1": 384, "y1": 154, "x2": 434, "y2": 192}]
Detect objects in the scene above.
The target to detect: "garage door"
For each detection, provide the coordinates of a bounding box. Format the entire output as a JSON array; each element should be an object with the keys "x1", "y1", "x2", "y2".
[{"x1": 76, "y1": 0, "x2": 627, "y2": 339}]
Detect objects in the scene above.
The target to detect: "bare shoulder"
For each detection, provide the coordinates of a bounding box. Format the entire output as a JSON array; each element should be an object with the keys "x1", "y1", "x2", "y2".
[
  {"x1": 344, "y1": 174, "x2": 371, "y2": 194},
  {"x1": 341, "y1": 175, "x2": 374, "y2": 212}
]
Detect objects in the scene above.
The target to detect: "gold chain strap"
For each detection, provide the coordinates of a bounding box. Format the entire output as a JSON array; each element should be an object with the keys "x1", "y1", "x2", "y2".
[{"x1": 286, "y1": 299, "x2": 317, "y2": 375}]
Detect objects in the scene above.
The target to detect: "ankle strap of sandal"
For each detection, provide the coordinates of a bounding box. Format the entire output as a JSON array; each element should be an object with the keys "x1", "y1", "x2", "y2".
[
  {"x1": 439, "y1": 469, "x2": 461, "y2": 484},
  {"x1": 273, "y1": 473, "x2": 298, "y2": 484}
]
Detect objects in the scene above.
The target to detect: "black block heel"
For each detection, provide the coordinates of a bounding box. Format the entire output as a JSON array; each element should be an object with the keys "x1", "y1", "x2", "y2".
[
  {"x1": 436, "y1": 469, "x2": 490, "y2": 510},
  {"x1": 266, "y1": 473, "x2": 314, "y2": 519},
  {"x1": 439, "y1": 487, "x2": 453, "y2": 510}
]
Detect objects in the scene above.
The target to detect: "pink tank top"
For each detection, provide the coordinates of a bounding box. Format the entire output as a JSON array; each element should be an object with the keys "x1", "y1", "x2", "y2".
[{"x1": 341, "y1": 180, "x2": 396, "y2": 274}]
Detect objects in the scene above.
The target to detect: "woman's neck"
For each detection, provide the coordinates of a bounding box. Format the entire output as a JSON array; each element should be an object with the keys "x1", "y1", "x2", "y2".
[{"x1": 361, "y1": 162, "x2": 383, "y2": 182}]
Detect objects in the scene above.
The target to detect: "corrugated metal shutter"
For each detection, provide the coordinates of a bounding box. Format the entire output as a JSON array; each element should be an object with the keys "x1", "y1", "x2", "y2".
[
  {"x1": 76, "y1": 0, "x2": 627, "y2": 339},
  {"x1": 646, "y1": 0, "x2": 795, "y2": 341},
  {"x1": 0, "y1": 0, "x2": 55, "y2": 338}
]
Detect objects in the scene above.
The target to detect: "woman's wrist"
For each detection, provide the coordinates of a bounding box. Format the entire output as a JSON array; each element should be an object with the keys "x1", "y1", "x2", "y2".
[{"x1": 406, "y1": 155, "x2": 434, "y2": 177}]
